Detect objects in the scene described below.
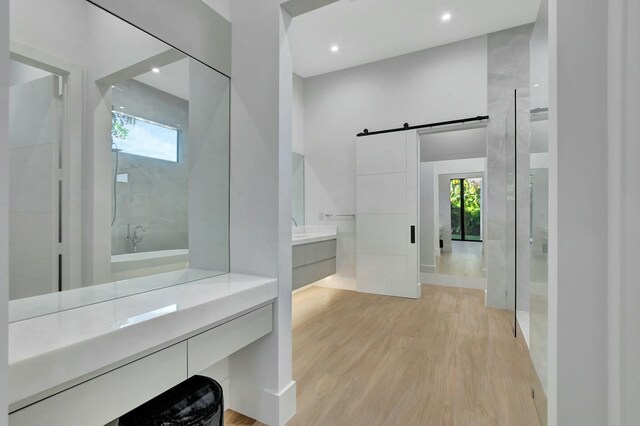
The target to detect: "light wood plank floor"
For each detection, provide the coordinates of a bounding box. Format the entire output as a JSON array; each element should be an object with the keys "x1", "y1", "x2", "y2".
[
  {"x1": 225, "y1": 285, "x2": 540, "y2": 426},
  {"x1": 436, "y1": 241, "x2": 486, "y2": 278}
]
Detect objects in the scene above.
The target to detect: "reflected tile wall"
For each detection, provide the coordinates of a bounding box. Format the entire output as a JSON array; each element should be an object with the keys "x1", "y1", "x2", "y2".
[
  {"x1": 486, "y1": 24, "x2": 533, "y2": 309},
  {"x1": 111, "y1": 155, "x2": 189, "y2": 255}
]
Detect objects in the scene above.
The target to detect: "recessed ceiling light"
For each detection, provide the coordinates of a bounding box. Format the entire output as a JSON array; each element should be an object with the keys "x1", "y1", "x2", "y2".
[
  {"x1": 330, "y1": 45, "x2": 340, "y2": 53},
  {"x1": 441, "y1": 13, "x2": 452, "y2": 22},
  {"x1": 151, "y1": 67, "x2": 160, "y2": 73},
  {"x1": 110, "y1": 85, "x2": 115, "y2": 88},
  {"x1": 533, "y1": 83, "x2": 540, "y2": 87},
  {"x1": 119, "y1": 106, "x2": 125, "y2": 109}
]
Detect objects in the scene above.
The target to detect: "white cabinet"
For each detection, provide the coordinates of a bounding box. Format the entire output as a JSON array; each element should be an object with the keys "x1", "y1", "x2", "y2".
[
  {"x1": 292, "y1": 240, "x2": 337, "y2": 290},
  {"x1": 9, "y1": 304, "x2": 274, "y2": 426},
  {"x1": 10, "y1": 343, "x2": 188, "y2": 426}
]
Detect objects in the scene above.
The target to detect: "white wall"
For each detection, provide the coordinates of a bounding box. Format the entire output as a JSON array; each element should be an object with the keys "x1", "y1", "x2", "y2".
[
  {"x1": 419, "y1": 162, "x2": 435, "y2": 272},
  {"x1": 0, "y1": 0, "x2": 9, "y2": 422},
  {"x1": 292, "y1": 73, "x2": 305, "y2": 155},
  {"x1": 550, "y1": 0, "x2": 608, "y2": 424},
  {"x1": 201, "y1": 0, "x2": 231, "y2": 22},
  {"x1": 420, "y1": 127, "x2": 487, "y2": 162},
  {"x1": 304, "y1": 35, "x2": 488, "y2": 290},
  {"x1": 9, "y1": 61, "x2": 49, "y2": 86}
]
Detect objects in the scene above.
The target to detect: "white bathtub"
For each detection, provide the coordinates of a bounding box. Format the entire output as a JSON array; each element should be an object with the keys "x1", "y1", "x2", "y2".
[{"x1": 111, "y1": 249, "x2": 190, "y2": 281}]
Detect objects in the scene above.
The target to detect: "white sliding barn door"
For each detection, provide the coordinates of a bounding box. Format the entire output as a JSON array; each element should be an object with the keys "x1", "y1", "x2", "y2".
[{"x1": 356, "y1": 130, "x2": 420, "y2": 299}]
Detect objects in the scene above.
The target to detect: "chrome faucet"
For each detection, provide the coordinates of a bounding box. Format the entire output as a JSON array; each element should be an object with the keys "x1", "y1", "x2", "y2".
[
  {"x1": 127, "y1": 224, "x2": 146, "y2": 253},
  {"x1": 292, "y1": 217, "x2": 298, "y2": 227}
]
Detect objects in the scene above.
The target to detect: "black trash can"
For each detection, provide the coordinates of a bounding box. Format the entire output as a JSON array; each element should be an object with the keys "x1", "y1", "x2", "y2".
[{"x1": 119, "y1": 375, "x2": 223, "y2": 426}]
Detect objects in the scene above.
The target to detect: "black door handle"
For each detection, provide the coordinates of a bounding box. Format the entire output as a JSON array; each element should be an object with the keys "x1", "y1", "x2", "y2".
[{"x1": 410, "y1": 225, "x2": 415, "y2": 244}]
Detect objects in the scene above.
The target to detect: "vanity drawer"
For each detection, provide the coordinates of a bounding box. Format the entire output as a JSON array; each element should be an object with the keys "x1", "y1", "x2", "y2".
[
  {"x1": 292, "y1": 258, "x2": 337, "y2": 290},
  {"x1": 9, "y1": 342, "x2": 187, "y2": 426},
  {"x1": 292, "y1": 239, "x2": 337, "y2": 267},
  {"x1": 305, "y1": 239, "x2": 337, "y2": 264},
  {"x1": 292, "y1": 245, "x2": 306, "y2": 268},
  {"x1": 187, "y1": 304, "x2": 273, "y2": 376}
]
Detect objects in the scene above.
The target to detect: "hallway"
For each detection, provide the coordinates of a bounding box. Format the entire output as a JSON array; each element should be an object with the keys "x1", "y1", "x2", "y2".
[{"x1": 227, "y1": 285, "x2": 540, "y2": 425}]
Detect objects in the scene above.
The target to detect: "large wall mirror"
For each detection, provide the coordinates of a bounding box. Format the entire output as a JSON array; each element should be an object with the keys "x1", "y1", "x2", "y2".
[{"x1": 8, "y1": 0, "x2": 230, "y2": 321}]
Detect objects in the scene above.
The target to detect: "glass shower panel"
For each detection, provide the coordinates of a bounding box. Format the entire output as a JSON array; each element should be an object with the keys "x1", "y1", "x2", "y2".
[
  {"x1": 505, "y1": 90, "x2": 517, "y2": 336},
  {"x1": 529, "y1": 0, "x2": 549, "y2": 421}
]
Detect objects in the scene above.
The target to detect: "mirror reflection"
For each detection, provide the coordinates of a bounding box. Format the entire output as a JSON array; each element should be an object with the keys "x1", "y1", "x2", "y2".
[{"x1": 8, "y1": 0, "x2": 230, "y2": 321}]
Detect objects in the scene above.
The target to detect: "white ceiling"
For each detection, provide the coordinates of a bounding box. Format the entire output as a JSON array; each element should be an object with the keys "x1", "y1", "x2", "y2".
[
  {"x1": 289, "y1": 0, "x2": 541, "y2": 78},
  {"x1": 134, "y1": 59, "x2": 190, "y2": 101}
]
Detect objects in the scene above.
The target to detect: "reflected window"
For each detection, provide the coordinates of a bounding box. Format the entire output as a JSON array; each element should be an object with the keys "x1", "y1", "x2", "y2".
[{"x1": 112, "y1": 111, "x2": 179, "y2": 162}]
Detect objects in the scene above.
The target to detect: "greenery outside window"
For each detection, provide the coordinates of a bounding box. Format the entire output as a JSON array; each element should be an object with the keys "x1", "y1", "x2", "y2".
[{"x1": 112, "y1": 111, "x2": 179, "y2": 162}]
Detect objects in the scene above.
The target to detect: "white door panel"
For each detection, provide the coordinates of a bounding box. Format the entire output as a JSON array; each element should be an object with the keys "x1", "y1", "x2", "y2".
[
  {"x1": 356, "y1": 173, "x2": 406, "y2": 215},
  {"x1": 356, "y1": 132, "x2": 407, "y2": 175},
  {"x1": 357, "y1": 214, "x2": 407, "y2": 256},
  {"x1": 356, "y1": 131, "x2": 420, "y2": 299},
  {"x1": 405, "y1": 131, "x2": 420, "y2": 299},
  {"x1": 357, "y1": 254, "x2": 407, "y2": 297}
]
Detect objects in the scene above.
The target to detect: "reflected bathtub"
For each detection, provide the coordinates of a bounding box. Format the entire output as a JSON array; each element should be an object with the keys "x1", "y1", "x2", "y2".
[{"x1": 111, "y1": 249, "x2": 190, "y2": 281}]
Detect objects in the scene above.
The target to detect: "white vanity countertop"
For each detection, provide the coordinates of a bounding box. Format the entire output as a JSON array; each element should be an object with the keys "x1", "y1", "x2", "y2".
[
  {"x1": 9, "y1": 268, "x2": 221, "y2": 323},
  {"x1": 8, "y1": 272, "x2": 277, "y2": 409},
  {"x1": 292, "y1": 225, "x2": 338, "y2": 246}
]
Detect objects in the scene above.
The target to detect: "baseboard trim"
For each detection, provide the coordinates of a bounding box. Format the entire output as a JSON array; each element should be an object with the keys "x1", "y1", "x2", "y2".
[
  {"x1": 420, "y1": 264, "x2": 437, "y2": 274},
  {"x1": 229, "y1": 380, "x2": 296, "y2": 426},
  {"x1": 420, "y1": 273, "x2": 486, "y2": 290}
]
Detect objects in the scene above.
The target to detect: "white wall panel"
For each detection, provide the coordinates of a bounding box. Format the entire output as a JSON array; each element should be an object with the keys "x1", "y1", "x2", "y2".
[
  {"x1": 356, "y1": 173, "x2": 406, "y2": 215},
  {"x1": 356, "y1": 215, "x2": 406, "y2": 256},
  {"x1": 356, "y1": 131, "x2": 418, "y2": 299},
  {"x1": 357, "y1": 253, "x2": 406, "y2": 297}
]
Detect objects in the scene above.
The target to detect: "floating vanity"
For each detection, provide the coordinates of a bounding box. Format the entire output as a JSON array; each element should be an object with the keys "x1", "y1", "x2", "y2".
[
  {"x1": 292, "y1": 226, "x2": 337, "y2": 290},
  {"x1": 8, "y1": 273, "x2": 277, "y2": 425}
]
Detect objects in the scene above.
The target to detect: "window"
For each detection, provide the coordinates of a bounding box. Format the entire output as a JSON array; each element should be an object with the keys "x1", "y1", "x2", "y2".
[{"x1": 111, "y1": 111, "x2": 179, "y2": 162}]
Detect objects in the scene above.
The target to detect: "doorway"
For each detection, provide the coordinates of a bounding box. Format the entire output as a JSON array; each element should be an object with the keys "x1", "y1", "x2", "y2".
[
  {"x1": 8, "y1": 58, "x2": 64, "y2": 300},
  {"x1": 450, "y1": 177, "x2": 482, "y2": 242}
]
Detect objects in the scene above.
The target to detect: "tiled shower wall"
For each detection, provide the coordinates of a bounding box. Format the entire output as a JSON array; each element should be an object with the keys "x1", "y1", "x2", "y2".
[{"x1": 111, "y1": 80, "x2": 189, "y2": 255}]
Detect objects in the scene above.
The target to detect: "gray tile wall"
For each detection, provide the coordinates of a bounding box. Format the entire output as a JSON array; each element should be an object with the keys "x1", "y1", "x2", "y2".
[{"x1": 486, "y1": 24, "x2": 533, "y2": 310}]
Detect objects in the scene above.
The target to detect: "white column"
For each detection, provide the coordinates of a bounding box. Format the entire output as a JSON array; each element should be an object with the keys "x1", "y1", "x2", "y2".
[
  {"x1": 227, "y1": 1, "x2": 295, "y2": 425},
  {"x1": 608, "y1": 0, "x2": 640, "y2": 424},
  {"x1": 550, "y1": 0, "x2": 609, "y2": 424}
]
